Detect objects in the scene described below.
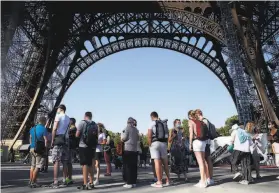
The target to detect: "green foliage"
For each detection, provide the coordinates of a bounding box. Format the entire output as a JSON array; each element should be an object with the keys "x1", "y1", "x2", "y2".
[
  {"x1": 141, "y1": 134, "x2": 148, "y2": 147},
  {"x1": 217, "y1": 115, "x2": 239, "y2": 136},
  {"x1": 182, "y1": 119, "x2": 189, "y2": 137}
]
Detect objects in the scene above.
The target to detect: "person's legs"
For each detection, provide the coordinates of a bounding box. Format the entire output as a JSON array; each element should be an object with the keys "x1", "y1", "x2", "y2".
[
  {"x1": 160, "y1": 142, "x2": 170, "y2": 183},
  {"x1": 131, "y1": 152, "x2": 138, "y2": 185},
  {"x1": 154, "y1": 159, "x2": 163, "y2": 184},
  {"x1": 94, "y1": 152, "x2": 101, "y2": 185},
  {"x1": 30, "y1": 152, "x2": 36, "y2": 184},
  {"x1": 61, "y1": 145, "x2": 69, "y2": 183},
  {"x1": 122, "y1": 151, "x2": 127, "y2": 183},
  {"x1": 205, "y1": 145, "x2": 213, "y2": 180},
  {"x1": 67, "y1": 149, "x2": 73, "y2": 181},
  {"x1": 151, "y1": 159, "x2": 157, "y2": 180},
  {"x1": 90, "y1": 149, "x2": 96, "y2": 184},
  {"x1": 240, "y1": 153, "x2": 253, "y2": 184},
  {"x1": 52, "y1": 146, "x2": 61, "y2": 186},
  {"x1": 193, "y1": 140, "x2": 207, "y2": 187},
  {"x1": 231, "y1": 150, "x2": 242, "y2": 179},
  {"x1": 104, "y1": 151, "x2": 111, "y2": 175}
]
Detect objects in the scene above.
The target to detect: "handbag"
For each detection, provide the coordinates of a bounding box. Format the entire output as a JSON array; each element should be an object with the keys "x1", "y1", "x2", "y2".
[
  {"x1": 54, "y1": 125, "x2": 70, "y2": 146},
  {"x1": 34, "y1": 126, "x2": 46, "y2": 154}
]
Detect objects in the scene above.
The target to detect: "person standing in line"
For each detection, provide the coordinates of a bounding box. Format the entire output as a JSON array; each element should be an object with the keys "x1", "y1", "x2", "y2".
[
  {"x1": 246, "y1": 122, "x2": 261, "y2": 179},
  {"x1": 272, "y1": 136, "x2": 279, "y2": 179},
  {"x1": 76, "y1": 112, "x2": 98, "y2": 190},
  {"x1": 188, "y1": 110, "x2": 209, "y2": 188},
  {"x1": 121, "y1": 117, "x2": 139, "y2": 188},
  {"x1": 229, "y1": 122, "x2": 253, "y2": 185},
  {"x1": 104, "y1": 130, "x2": 112, "y2": 176},
  {"x1": 195, "y1": 109, "x2": 214, "y2": 185},
  {"x1": 93, "y1": 123, "x2": 107, "y2": 185},
  {"x1": 50, "y1": 104, "x2": 70, "y2": 188},
  {"x1": 29, "y1": 117, "x2": 48, "y2": 187},
  {"x1": 168, "y1": 119, "x2": 187, "y2": 181},
  {"x1": 148, "y1": 112, "x2": 170, "y2": 188},
  {"x1": 67, "y1": 118, "x2": 78, "y2": 184}
]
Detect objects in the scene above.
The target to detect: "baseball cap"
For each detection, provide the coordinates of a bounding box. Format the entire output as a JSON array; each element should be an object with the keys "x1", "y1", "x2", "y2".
[{"x1": 57, "y1": 104, "x2": 66, "y2": 111}]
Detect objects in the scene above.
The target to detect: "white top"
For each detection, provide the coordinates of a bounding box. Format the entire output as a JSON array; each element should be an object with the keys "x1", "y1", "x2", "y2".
[
  {"x1": 272, "y1": 142, "x2": 279, "y2": 154},
  {"x1": 106, "y1": 135, "x2": 111, "y2": 145},
  {"x1": 231, "y1": 129, "x2": 251, "y2": 153},
  {"x1": 54, "y1": 113, "x2": 70, "y2": 137},
  {"x1": 149, "y1": 121, "x2": 157, "y2": 133},
  {"x1": 96, "y1": 133, "x2": 106, "y2": 152}
]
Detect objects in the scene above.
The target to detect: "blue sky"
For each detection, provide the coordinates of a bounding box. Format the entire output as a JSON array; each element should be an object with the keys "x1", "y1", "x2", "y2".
[{"x1": 62, "y1": 48, "x2": 237, "y2": 134}]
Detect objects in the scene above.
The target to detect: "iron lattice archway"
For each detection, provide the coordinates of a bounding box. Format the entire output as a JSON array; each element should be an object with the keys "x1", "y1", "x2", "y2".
[
  {"x1": 40, "y1": 35, "x2": 235, "y2": 117},
  {"x1": 39, "y1": 9, "x2": 233, "y2": 118}
]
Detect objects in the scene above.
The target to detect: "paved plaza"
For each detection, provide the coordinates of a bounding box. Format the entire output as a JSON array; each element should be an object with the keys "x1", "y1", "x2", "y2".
[{"x1": 1, "y1": 163, "x2": 278, "y2": 193}]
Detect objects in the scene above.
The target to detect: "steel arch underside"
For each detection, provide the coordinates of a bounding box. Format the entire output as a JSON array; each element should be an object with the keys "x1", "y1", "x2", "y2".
[
  {"x1": 55, "y1": 9, "x2": 225, "y2": 66},
  {"x1": 40, "y1": 36, "x2": 235, "y2": 115}
]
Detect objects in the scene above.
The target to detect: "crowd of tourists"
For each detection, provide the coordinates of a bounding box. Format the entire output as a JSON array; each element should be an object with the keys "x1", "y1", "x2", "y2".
[{"x1": 28, "y1": 104, "x2": 279, "y2": 190}]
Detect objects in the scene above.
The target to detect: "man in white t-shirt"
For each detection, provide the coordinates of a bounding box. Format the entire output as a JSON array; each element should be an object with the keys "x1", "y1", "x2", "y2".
[
  {"x1": 148, "y1": 111, "x2": 170, "y2": 188},
  {"x1": 50, "y1": 104, "x2": 70, "y2": 188},
  {"x1": 93, "y1": 123, "x2": 107, "y2": 186}
]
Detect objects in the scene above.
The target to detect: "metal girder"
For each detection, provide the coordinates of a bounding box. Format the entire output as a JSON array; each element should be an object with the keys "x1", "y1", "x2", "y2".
[
  {"x1": 56, "y1": 9, "x2": 225, "y2": 66},
  {"x1": 260, "y1": 1, "x2": 279, "y2": 43}
]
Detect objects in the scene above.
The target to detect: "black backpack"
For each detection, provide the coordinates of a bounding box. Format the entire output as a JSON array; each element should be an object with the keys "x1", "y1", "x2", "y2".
[
  {"x1": 34, "y1": 126, "x2": 46, "y2": 154},
  {"x1": 152, "y1": 119, "x2": 169, "y2": 142},
  {"x1": 203, "y1": 118, "x2": 218, "y2": 140},
  {"x1": 83, "y1": 120, "x2": 98, "y2": 148}
]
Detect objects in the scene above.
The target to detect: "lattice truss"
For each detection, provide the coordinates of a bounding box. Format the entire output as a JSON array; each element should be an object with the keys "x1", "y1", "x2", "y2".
[
  {"x1": 1, "y1": 1, "x2": 49, "y2": 139},
  {"x1": 39, "y1": 10, "x2": 236, "y2": 116}
]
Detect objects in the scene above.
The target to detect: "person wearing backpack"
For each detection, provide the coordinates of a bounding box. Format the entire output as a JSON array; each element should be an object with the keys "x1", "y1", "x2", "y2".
[
  {"x1": 50, "y1": 104, "x2": 70, "y2": 188},
  {"x1": 29, "y1": 117, "x2": 48, "y2": 188},
  {"x1": 76, "y1": 112, "x2": 98, "y2": 190},
  {"x1": 148, "y1": 112, "x2": 170, "y2": 188},
  {"x1": 195, "y1": 109, "x2": 216, "y2": 186},
  {"x1": 188, "y1": 110, "x2": 209, "y2": 188}
]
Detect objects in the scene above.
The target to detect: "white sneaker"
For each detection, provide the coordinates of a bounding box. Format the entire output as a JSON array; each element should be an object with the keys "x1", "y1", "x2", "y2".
[
  {"x1": 194, "y1": 181, "x2": 201, "y2": 187},
  {"x1": 197, "y1": 181, "x2": 207, "y2": 188},
  {"x1": 207, "y1": 179, "x2": 214, "y2": 185},
  {"x1": 239, "y1": 180, "x2": 249, "y2": 185},
  {"x1": 233, "y1": 172, "x2": 242, "y2": 180},
  {"x1": 93, "y1": 180, "x2": 99, "y2": 186},
  {"x1": 151, "y1": 183, "x2": 163, "y2": 188},
  {"x1": 123, "y1": 184, "x2": 133, "y2": 188},
  {"x1": 276, "y1": 176, "x2": 279, "y2": 179}
]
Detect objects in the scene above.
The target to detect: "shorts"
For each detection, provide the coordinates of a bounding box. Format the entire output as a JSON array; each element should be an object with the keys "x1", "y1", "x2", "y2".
[
  {"x1": 205, "y1": 144, "x2": 211, "y2": 158},
  {"x1": 30, "y1": 149, "x2": 44, "y2": 169},
  {"x1": 95, "y1": 152, "x2": 102, "y2": 161},
  {"x1": 150, "y1": 141, "x2": 168, "y2": 159},
  {"x1": 193, "y1": 139, "x2": 206, "y2": 152},
  {"x1": 79, "y1": 147, "x2": 93, "y2": 166},
  {"x1": 52, "y1": 145, "x2": 69, "y2": 164}
]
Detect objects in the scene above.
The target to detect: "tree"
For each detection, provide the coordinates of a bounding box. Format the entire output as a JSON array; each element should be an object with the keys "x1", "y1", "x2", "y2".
[
  {"x1": 217, "y1": 115, "x2": 239, "y2": 136},
  {"x1": 141, "y1": 134, "x2": 148, "y2": 147},
  {"x1": 182, "y1": 119, "x2": 189, "y2": 137}
]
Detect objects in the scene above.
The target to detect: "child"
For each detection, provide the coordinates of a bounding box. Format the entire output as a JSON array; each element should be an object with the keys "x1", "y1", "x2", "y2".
[{"x1": 272, "y1": 135, "x2": 279, "y2": 179}]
